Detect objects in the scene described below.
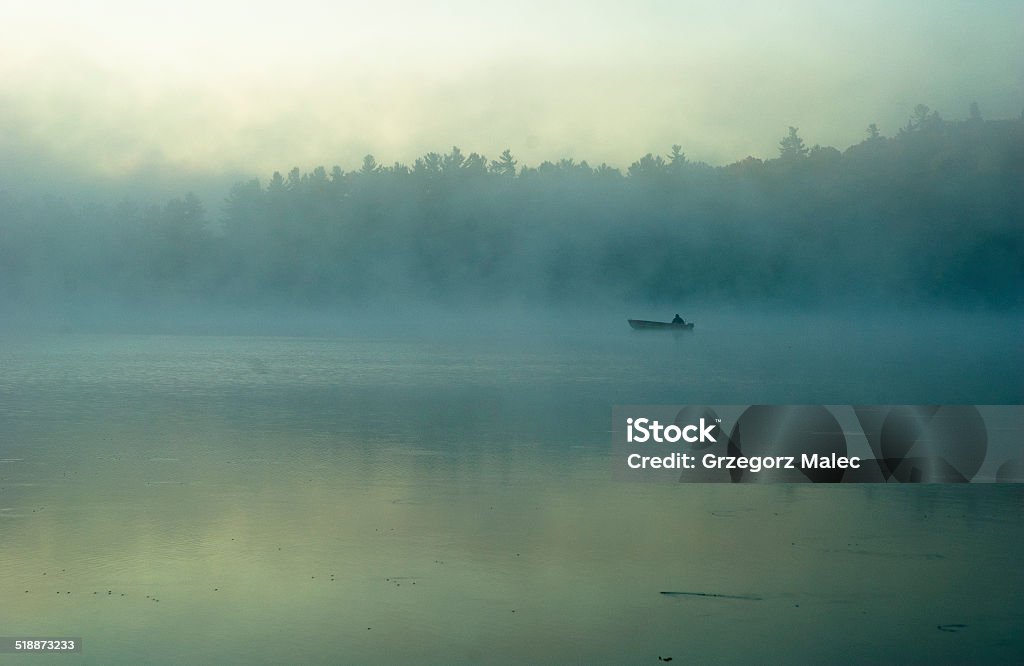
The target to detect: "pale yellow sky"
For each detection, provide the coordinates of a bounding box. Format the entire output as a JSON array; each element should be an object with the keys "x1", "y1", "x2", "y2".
[{"x1": 1, "y1": 0, "x2": 1021, "y2": 191}]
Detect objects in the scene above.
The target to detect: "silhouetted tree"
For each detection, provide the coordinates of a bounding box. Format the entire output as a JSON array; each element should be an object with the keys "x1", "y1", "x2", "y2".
[
  {"x1": 668, "y1": 144, "x2": 687, "y2": 171},
  {"x1": 627, "y1": 153, "x2": 667, "y2": 177},
  {"x1": 359, "y1": 155, "x2": 380, "y2": 176},
  {"x1": 462, "y1": 152, "x2": 488, "y2": 175},
  {"x1": 903, "y1": 104, "x2": 943, "y2": 133},
  {"x1": 490, "y1": 149, "x2": 517, "y2": 176},
  {"x1": 778, "y1": 126, "x2": 808, "y2": 160},
  {"x1": 441, "y1": 147, "x2": 465, "y2": 173},
  {"x1": 594, "y1": 163, "x2": 622, "y2": 179}
]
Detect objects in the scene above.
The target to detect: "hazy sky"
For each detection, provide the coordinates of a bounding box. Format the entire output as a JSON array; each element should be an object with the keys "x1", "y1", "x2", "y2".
[{"x1": 1, "y1": 0, "x2": 1022, "y2": 197}]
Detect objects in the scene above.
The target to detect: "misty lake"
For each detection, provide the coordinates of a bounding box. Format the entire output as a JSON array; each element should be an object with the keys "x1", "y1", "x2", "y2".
[{"x1": 1, "y1": 311, "x2": 1022, "y2": 664}]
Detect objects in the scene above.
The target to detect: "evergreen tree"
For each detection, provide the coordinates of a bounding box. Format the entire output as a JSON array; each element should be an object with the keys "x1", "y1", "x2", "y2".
[
  {"x1": 778, "y1": 126, "x2": 809, "y2": 159},
  {"x1": 490, "y1": 149, "x2": 518, "y2": 177}
]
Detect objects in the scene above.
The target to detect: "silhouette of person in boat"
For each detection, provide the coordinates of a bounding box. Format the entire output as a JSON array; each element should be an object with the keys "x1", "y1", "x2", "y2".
[{"x1": 672, "y1": 314, "x2": 685, "y2": 324}]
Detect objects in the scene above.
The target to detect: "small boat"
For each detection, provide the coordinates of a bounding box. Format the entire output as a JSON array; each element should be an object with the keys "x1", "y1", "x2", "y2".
[{"x1": 628, "y1": 319, "x2": 694, "y2": 331}]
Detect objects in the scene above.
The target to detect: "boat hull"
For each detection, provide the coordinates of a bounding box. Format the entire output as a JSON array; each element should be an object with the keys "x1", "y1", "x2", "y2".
[{"x1": 628, "y1": 319, "x2": 694, "y2": 331}]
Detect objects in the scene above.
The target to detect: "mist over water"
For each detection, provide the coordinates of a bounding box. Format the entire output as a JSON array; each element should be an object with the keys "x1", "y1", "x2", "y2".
[
  {"x1": 1, "y1": 78, "x2": 1022, "y2": 666},
  {"x1": 5, "y1": 305, "x2": 1020, "y2": 400},
  {"x1": 1, "y1": 315, "x2": 1022, "y2": 663},
  {"x1": 3, "y1": 111, "x2": 1023, "y2": 325}
]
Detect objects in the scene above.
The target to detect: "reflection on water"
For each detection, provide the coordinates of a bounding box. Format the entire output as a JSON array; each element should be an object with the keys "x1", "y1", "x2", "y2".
[{"x1": 1, "y1": 317, "x2": 1022, "y2": 664}]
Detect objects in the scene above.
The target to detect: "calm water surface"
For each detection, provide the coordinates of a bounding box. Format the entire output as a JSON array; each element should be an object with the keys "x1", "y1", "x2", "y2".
[{"x1": 1, "y1": 313, "x2": 1022, "y2": 664}]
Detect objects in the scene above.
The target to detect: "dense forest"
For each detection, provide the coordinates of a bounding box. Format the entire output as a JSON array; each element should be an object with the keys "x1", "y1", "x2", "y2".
[{"x1": 1, "y1": 105, "x2": 1022, "y2": 314}]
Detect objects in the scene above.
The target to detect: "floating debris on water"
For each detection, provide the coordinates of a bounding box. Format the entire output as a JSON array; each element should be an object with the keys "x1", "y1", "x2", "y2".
[
  {"x1": 660, "y1": 591, "x2": 762, "y2": 601},
  {"x1": 937, "y1": 624, "x2": 967, "y2": 633}
]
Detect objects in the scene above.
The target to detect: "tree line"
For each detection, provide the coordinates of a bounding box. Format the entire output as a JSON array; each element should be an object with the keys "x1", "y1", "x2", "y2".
[{"x1": 1, "y1": 104, "x2": 1021, "y2": 312}]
